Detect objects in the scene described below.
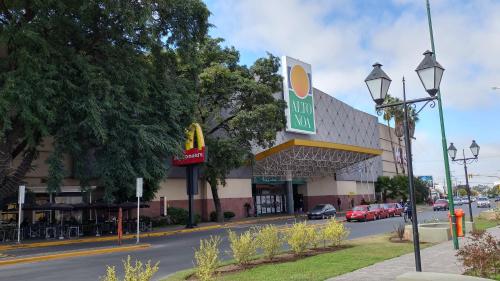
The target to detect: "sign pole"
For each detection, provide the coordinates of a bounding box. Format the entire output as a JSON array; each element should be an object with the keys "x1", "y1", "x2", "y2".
[
  {"x1": 136, "y1": 178, "x2": 143, "y2": 244},
  {"x1": 18, "y1": 185, "x2": 25, "y2": 244}
]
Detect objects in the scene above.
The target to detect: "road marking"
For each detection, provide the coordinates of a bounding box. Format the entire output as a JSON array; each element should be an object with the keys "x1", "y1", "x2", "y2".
[{"x1": 0, "y1": 244, "x2": 151, "y2": 267}]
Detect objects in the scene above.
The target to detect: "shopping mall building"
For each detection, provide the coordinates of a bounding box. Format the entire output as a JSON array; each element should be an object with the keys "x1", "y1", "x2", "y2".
[{"x1": 1, "y1": 56, "x2": 405, "y2": 222}]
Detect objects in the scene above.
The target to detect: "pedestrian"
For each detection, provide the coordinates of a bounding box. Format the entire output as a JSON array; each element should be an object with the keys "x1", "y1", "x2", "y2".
[
  {"x1": 337, "y1": 197, "x2": 342, "y2": 211},
  {"x1": 351, "y1": 198, "x2": 354, "y2": 208}
]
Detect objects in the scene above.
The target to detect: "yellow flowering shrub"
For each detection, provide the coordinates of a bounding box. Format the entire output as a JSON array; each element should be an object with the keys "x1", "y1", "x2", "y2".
[
  {"x1": 101, "y1": 256, "x2": 159, "y2": 281},
  {"x1": 286, "y1": 222, "x2": 313, "y2": 256},
  {"x1": 321, "y1": 218, "x2": 350, "y2": 247},
  {"x1": 255, "y1": 224, "x2": 282, "y2": 260},
  {"x1": 194, "y1": 236, "x2": 221, "y2": 281},
  {"x1": 227, "y1": 229, "x2": 257, "y2": 266}
]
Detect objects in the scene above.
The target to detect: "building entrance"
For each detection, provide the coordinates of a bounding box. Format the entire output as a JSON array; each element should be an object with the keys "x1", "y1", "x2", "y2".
[{"x1": 254, "y1": 184, "x2": 286, "y2": 215}]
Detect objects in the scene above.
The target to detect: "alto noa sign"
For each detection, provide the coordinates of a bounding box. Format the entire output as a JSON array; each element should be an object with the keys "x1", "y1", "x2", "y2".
[
  {"x1": 173, "y1": 123, "x2": 206, "y2": 166},
  {"x1": 282, "y1": 56, "x2": 316, "y2": 134}
]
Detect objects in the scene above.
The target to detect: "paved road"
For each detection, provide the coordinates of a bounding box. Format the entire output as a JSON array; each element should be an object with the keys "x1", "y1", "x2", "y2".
[{"x1": 0, "y1": 204, "x2": 483, "y2": 281}]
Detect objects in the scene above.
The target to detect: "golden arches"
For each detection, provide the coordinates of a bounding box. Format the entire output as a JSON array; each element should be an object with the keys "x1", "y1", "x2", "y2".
[{"x1": 185, "y1": 123, "x2": 205, "y2": 150}]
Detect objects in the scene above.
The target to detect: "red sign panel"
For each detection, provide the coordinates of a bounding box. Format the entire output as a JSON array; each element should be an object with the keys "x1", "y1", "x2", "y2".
[{"x1": 172, "y1": 147, "x2": 206, "y2": 166}]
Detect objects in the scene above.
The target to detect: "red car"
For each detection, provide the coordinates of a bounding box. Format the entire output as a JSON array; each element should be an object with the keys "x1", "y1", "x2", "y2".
[
  {"x1": 346, "y1": 205, "x2": 376, "y2": 222},
  {"x1": 433, "y1": 199, "x2": 449, "y2": 211},
  {"x1": 383, "y1": 203, "x2": 404, "y2": 217},
  {"x1": 369, "y1": 204, "x2": 389, "y2": 219}
]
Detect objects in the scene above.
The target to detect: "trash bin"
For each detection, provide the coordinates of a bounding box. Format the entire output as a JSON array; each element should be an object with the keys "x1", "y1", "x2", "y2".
[{"x1": 448, "y1": 209, "x2": 465, "y2": 237}]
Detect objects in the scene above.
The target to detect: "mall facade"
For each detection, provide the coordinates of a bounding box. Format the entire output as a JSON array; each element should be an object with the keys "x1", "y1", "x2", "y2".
[{"x1": 2, "y1": 56, "x2": 406, "y2": 222}]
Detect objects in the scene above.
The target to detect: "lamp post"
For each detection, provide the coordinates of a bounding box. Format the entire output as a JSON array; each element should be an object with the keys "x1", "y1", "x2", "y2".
[
  {"x1": 365, "y1": 50, "x2": 444, "y2": 272},
  {"x1": 447, "y1": 141, "x2": 480, "y2": 222}
]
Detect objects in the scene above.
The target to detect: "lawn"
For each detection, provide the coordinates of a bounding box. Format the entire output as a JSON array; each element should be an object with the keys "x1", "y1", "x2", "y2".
[
  {"x1": 162, "y1": 235, "x2": 430, "y2": 281},
  {"x1": 474, "y1": 217, "x2": 500, "y2": 231}
]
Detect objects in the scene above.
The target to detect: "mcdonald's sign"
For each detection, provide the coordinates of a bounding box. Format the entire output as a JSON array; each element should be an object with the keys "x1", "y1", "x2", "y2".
[{"x1": 172, "y1": 123, "x2": 206, "y2": 166}]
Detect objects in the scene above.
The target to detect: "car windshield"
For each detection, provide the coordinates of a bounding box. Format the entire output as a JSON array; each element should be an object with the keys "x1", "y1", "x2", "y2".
[
  {"x1": 477, "y1": 197, "x2": 488, "y2": 201},
  {"x1": 436, "y1": 200, "x2": 447, "y2": 203},
  {"x1": 384, "y1": 204, "x2": 393, "y2": 208},
  {"x1": 370, "y1": 205, "x2": 380, "y2": 210},
  {"x1": 311, "y1": 205, "x2": 326, "y2": 211},
  {"x1": 352, "y1": 206, "x2": 366, "y2": 211}
]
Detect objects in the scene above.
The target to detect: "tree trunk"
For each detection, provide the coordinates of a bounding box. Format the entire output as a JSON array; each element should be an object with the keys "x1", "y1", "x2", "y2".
[
  {"x1": 397, "y1": 137, "x2": 405, "y2": 174},
  {"x1": 209, "y1": 180, "x2": 224, "y2": 222},
  {"x1": 387, "y1": 120, "x2": 399, "y2": 175}
]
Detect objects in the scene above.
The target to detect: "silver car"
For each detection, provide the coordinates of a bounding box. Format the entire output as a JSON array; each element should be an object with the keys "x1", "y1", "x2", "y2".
[{"x1": 476, "y1": 197, "x2": 491, "y2": 208}]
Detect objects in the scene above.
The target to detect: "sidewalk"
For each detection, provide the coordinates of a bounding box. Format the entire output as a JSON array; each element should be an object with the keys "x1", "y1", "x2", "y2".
[{"x1": 326, "y1": 226, "x2": 500, "y2": 281}]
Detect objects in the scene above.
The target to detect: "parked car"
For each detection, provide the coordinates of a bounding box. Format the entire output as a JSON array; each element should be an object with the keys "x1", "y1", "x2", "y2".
[
  {"x1": 476, "y1": 197, "x2": 491, "y2": 208},
  {"x1": 494, "y1": 196, "x2": 500, "y2": 202},
  {"x1": 346, "y1": 205, "x2": 376, "y2": 222},
  {"x1": 461, "y1": 197, "x2": 470, "y2": 204},
  {"x1": 383, "y1": 203, "x2": 404, "y2": 217},
  {"x1": 453, "y1": 197, "x2": 463, "y2": 206},
  {"x1": 307, "y1": 204, "x2": 337, "y2": 219},
  {"x1": 433, "y1": 199, "x2": 449, "y2": 211},
  {"x1": 471, "y1": 197, "x2": 477, "y2": 202},
  {"x1": 369, "y1": 204, "x2": 389, "y2": 219}
]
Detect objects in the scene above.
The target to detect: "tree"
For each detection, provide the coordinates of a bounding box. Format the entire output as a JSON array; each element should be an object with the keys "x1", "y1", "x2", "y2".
[
  {"x1": 186, "y1": 37, "x2": 286, "y2": 222},
  {"x1": 0, "y1": 0, "x2": 210, "y2": 203},
  {"x1": 376, "y1": 175, "x2": 429, "y2": 204}
]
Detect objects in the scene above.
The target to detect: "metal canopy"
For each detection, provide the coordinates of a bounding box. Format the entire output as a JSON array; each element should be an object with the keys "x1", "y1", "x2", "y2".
[{"x1": 253, "y1": 139, "x2": 382, "y2": 179}]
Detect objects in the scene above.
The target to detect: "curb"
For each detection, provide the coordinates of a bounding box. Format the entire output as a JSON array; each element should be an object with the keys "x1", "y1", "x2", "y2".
[
  {"x1": 0, "y1": 215, "x2": 294, "y2": 252},
  {"x1": 0, "y1": 244, "x2": 151, "y2": 267}
]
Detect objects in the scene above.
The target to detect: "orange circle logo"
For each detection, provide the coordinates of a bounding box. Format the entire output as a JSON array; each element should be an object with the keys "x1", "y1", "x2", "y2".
[{"x1": 290, "y1": 65, "x2": 310, "y2": 99}]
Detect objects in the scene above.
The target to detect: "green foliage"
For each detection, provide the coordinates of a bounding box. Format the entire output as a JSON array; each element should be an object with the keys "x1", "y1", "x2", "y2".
[
  {"x1": 167, "y1": 207, "x2": 200, "y2": 225},
  {"x1": 101, "y1": 255, "x2": 159, "y2": 281},
  {"x1": 458, "y1": 188, "x2": 468, "y2": 197},
  {"x1": 375, "y1": 175, "x2": 429, "y2": 203},
  {"x1": 255, "y1": 224, "x2": 283, "y2": 260},
  {"x1": 184, "y1": 37, "x2": 286, "y2": 221},
  {"x1": 286, "y1": 222, "x2": 313, "y2": 256},
  {"x1": 227, "y1": 230, "x2": 257, "y2": 266},
  {"x1": 194, "y1": 236, "x2": 221, "y2": 281},
  {"x1": 0, "y1": 0, "x2": 210, "y2": 202}
]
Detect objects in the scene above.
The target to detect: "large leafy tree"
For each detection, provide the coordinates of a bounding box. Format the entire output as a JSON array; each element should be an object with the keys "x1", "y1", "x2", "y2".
[
  {"x1": 187, "y1": 37, "x2": 286, "y2": 221},
  {"x1": 0, "y1": 0, "x2": 210, "y2": 203},
  {"x1": 376, "y1": 175, "x2": 429, "y2": 203}
]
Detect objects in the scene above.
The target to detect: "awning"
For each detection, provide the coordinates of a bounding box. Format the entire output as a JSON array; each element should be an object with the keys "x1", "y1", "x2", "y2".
[{"x1": 253, "y1": 139, "x2": 382, "y2": 178}]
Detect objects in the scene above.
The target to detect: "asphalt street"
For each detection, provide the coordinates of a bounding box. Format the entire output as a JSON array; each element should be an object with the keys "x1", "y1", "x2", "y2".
[{"x1": 0, "y1": 204, "x2": 484, "y2": 281}]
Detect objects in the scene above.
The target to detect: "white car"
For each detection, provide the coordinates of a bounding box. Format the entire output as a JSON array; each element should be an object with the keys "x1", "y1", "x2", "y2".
[
  {"x1": 453, "y1": 197, "x2": 463, "y2": 205},
  {"x1": 476, "y1": 197, "x2": 491, "y2": 208}
]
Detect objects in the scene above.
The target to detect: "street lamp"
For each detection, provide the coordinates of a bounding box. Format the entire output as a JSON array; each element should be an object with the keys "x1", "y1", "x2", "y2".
[
  {"x1": 365, "y1": 50, "x2": 444, "y2": 272},
  {"x1": 448, "y1": 140, "x2": 480, "y2": 222}
]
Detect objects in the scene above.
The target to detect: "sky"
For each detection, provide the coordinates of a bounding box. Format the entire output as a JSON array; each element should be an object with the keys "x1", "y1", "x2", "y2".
[{"x1": 203, "y1": 0, "x2": 500, "y2": 188}]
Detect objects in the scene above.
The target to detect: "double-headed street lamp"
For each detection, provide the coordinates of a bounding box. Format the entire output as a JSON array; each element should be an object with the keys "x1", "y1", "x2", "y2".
[
  {"x1": 365, "y1": 50, "x2": 445, "y2": 272},
  {"x1": 448, "y1": 140, "x2": 480, "y2": 222}
]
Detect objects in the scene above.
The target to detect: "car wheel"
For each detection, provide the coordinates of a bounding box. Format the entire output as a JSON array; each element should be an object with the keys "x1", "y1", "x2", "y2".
[{"x1": 347, "y1": 218, "x2": 351, "y2": 222}]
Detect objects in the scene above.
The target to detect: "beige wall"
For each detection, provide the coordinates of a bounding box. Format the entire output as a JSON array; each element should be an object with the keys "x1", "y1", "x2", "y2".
[
  {"x1": 378, "y1": 124, "x2": 406, "y2": 177},
  {"x1": 337, "y1": 180, "x2": 357, "y2": 195},
  {"x1": 306, "y1": 177, "x2": 337, "y2": 196},
  {"x1": 154, "y1": 178, "x2": 252, "y2": 201}
]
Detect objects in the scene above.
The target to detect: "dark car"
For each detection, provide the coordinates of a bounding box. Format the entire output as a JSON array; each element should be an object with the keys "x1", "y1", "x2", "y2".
[
  {"x1": 433, "y1": 199, "x2": 449, "y2": 211},
  {"x1": 383, "y1": 203, "x2": 404, "y2": 217},
  {"x1": 346, "y1": 205, "x2": 376, "y2": 222},
  {"x1": 307, "y1": 204, "x2": 337, "y2": 219},
  {"x1": 369, "y1": 204, "x2": 389, "y2": 219}
]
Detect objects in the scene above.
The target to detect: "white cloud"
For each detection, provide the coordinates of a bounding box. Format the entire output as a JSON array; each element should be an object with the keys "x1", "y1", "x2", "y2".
[{"x1": 208, "y1": 0, "x2": 500, "y2": 109}]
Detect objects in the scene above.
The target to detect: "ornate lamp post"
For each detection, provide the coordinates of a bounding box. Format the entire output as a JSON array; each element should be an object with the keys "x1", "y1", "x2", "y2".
[
  {"x1": 365, "y1": 50, "x2": 444, "y2": 272},
  {"x1": 448, "y1": 140, "x2": 480, "y2": 222}
]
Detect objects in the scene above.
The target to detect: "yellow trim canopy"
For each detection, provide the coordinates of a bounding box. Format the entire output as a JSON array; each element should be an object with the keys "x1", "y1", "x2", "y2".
[{"x1": 253, "y1": 139, "x2": 382, "y2": 178}]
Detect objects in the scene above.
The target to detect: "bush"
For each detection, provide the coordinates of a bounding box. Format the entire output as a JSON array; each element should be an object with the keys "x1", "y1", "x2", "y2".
[
  {"x1": 321, "y1": 218, "x2": 350, "y2": 247},
  {"x1": 224, "y1": 211, "x2": 235, "y2": 220},
  {"x1": 286, "y1": 222, "x2": 313, "y2": 256},
  {"x1": 255, "y1": 225, "x2": 282, "y2": 260},
  {"x1": 393, "y1": 222, "x2": 405, "y2": 241},
  {"x1": 209, "y1": 211, "x2": 217, "y2": 222},
  {"x1": 151, "y1": 217, "x2": 170, "y2": 227},
  {"x1": 227, "y1": 229, "x2": 257, "y2": 266},
  {"x1": 167, "y1": 207, "x2": 201, "y2": 225},
  {"x1": 100, "y1": 255, "x2": 159, "y2": 281},
  {"x1": 194, "y1": 236, "x2": 221, "y2": 281},
  {"x1": 456, "y1": 230, "x2": 500, "y2": 278},
  {"x1": 308, "y1": 225, "x2": 322, "y2": 249}
]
